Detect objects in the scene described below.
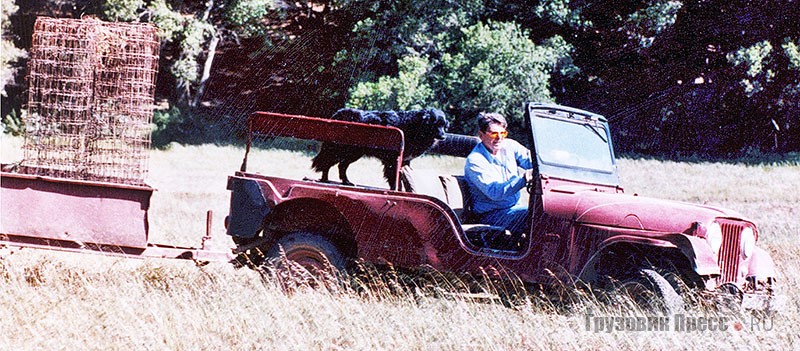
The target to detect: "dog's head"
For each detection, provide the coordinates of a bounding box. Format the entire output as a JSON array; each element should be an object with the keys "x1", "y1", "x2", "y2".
[{"x1": 424, "y1": 108, "x2": 449, "y2": 140}]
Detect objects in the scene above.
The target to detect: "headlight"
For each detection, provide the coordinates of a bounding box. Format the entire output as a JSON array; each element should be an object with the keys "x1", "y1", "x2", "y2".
[
  {"x1": 705, "y1": 222, "x2": 723, "y2": 254},
  {"x1": 740, "y1": 227, "x2": 756, "y2": 259}
]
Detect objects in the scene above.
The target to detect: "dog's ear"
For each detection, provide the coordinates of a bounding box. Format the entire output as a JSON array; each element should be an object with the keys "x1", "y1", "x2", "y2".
[
  {"x1": 427, "y1": 109, "x2": 448, "y2": 127},
  {"x1": 424, "y1": 109, "x2": 438, "y2": 124}
]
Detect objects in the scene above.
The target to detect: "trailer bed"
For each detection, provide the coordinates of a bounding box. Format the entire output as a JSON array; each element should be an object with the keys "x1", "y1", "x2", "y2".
[{"x1": 1, "y1": 169, "x2": 231, "y2": 262}]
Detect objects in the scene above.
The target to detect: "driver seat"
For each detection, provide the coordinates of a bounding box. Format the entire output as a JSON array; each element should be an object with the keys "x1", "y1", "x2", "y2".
[{"x1": 439, "y1": 175, "x2": 515, "y2": 250}]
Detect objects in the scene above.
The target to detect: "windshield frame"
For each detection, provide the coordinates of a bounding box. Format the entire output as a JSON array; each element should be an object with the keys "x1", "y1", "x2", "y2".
[{"x1": 526, "y1": 103, "x2": 620, "y2": 187}]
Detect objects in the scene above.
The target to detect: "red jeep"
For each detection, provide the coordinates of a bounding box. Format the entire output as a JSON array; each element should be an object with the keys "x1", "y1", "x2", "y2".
[{"x1": 225, "y1": 103, "x2": 783, "y2": 310}]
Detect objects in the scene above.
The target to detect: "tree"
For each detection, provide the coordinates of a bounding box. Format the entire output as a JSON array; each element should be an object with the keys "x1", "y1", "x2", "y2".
[
  {"x1": 535, "y1": 0, "x2": 800, "y2": 155},
  {"x1": 271, "y1": 0, "x2": 487, "y2": 118},
  {"x1": 346, "y1": 20, "x2": 574, "y2": 135},
  {"x1": 435, "y1": 22, "x2": 574, "y2": 133},
  {"x1": 348, "y1": 55, "x2": 434, "y2": 111},
  {"x1": 332, "y1": 0, "x2": 485, "y2": 84},
  {"x1": 101, "y1": 0, "x2": 276, "y2": 108},
  {"x1": 726, "y1": 36, "x2": 800, "y2": 152},
  {"x1": 7, "y1": 0, "x2": 798, "y2": 154}
]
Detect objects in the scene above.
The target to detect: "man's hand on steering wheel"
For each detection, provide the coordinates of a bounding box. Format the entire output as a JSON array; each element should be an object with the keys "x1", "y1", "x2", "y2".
[
  {"x1": 523, "y1": 169, "x2": 534, "y2": 182},
  {"x1": 524, "y1": 169, "x2": 536, "y2": 194},
  {"x1": 524, "y1": 169, "x2": 535, "y2": 193}
]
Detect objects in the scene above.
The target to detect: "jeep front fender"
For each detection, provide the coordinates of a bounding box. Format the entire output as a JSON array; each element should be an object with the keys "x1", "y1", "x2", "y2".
[
  {"x1": 661, "y1": 233, "x2": 720, "y2": 277},
  {"x1": 578, "y1": 233, "x2": 720, "y2": 283}
]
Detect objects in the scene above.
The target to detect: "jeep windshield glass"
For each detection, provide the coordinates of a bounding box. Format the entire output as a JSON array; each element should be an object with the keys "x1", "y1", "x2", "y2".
[{"x1": 532, "y1": 116, "x2": 615, "y2": 173}]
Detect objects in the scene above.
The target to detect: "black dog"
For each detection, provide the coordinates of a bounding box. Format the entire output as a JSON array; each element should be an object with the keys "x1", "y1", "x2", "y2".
[{"x1": 311, "y1": 108, "x2": 448, "y2": 190}]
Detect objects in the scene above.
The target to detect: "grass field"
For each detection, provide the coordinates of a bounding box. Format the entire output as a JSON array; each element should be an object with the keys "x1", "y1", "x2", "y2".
[{"x1": 1, "y1": 136, "x2": 798, "y2": 350}]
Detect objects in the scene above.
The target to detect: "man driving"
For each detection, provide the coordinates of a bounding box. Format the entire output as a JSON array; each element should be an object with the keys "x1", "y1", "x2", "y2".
[{"x1": 464, "y1": 112, "x2": 533, "y2": 235}]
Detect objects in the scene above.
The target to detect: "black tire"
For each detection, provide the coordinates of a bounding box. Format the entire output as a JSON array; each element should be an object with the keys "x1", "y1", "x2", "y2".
[
  {"x1": 262, "y1": 232, "x2": 346, "y2": 290},
  {"x1": 617, "y1": 268, "x2": 686, "y2": 315},
  {"x1": 230, "y1": 232, "x2": 268, "y2": 268}
]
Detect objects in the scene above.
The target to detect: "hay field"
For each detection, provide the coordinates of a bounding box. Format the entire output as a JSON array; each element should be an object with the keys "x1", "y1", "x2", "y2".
[{"x1": 1, "y1": 136, "x2": 798, "y2": 350}]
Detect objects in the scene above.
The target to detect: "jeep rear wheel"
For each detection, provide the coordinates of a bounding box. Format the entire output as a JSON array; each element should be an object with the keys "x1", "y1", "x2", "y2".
[
  {"x1": 262, "y1": 232, "x2": 345, "y2": 291},
  {"x1": 617, "y1": 268, "x2": 685, "y2": 315}
]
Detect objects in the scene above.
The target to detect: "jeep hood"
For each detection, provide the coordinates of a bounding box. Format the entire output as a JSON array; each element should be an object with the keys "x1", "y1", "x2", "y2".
[{"x1": 542, "y1": 185, "x2": 748, "y2": 233}]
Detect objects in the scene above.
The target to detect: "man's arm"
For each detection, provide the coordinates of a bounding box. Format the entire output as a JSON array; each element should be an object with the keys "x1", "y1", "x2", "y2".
[
  {"x1": 510, "y1": 139, "x2": 533, "y2": 170},
  {"x1": 465, "y1": 154, "x2": 526, "y2": 202}
]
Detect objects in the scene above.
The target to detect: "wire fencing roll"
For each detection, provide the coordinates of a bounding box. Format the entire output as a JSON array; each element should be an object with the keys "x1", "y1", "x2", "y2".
[{"x1": 22, "y1": 17, "x2": 159, "y2": 185}]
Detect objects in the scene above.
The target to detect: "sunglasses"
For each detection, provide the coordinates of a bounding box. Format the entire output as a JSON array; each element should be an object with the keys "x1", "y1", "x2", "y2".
[{"x1": 483, "y1": 130, "x2": 508, "y2": 139}]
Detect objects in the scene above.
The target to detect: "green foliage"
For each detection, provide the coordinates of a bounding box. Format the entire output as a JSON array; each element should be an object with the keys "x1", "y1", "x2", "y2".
[
  {"x1": 728, "y1": 40, "x2": 775, "y2": 96},
  {"x1": 1, "y1": 0, "x2": 26, "y2": 97},
  {"x1": 225, "y1": 0, "x2": 274, "y2": 37},
  {"x1": 625, "y1": 1, "x2": 683, "y2": 49},
  {"x1": 151, "y1": 105, "x2": 186, "y2": 147},
  {"x1": 153, "y1": 106, "x2": 181, "y2": 130},
  {"x1": 728, "y1": 40, "x2": 774, "y2": 77},
  {"x1": 332, "y1": 0, "x2": 484, "y2": 99},
  {"x1": 102, "y1": 0, "x2": 144, "y2": 21},
  {"x1": 551, "y1": 0, "x2": 800, "y2": 155},
  {"x1": 145, "y1": 0, "x2": 185, "y2": 41},
  {"x1": 775, "y1": 37, "x2": 800, "y2": 123},
  {"x1": 543, "y1": 35, "x2": 580, "y2": 77},
  {"x1": 783, "y1": 37, "x2": 800, "y2": 70},
  {"x1": 1, "y1": 108, "x2": 25, "y2": 136},
  {"x1": 534, "y1": 0, "x2": 587, "y2": 28},
  {"x1": 1, "y1": 0, "x2": 26, "y2": 134},
  {"x1": 348, "y1": 55, "x2": 433, "y2": 110},
  {"x1": 439, "y1": 21, "x2": 566, "y2": 127},
  {"x1": 348, "y1": 19, "x2": 574, "y2": 134},
  {"x1": 103, "y1": 0, "x2": 274, "y2": 107},
  {"x1": 171, "y1": 20, "x2": 215, "y2": 95},
  {"x1": 6, "y1": 0, "x2": 800, "y2": 154}
]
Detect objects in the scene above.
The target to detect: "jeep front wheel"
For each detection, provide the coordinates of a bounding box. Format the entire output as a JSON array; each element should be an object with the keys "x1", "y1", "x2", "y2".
[{"x1": 617, "y1": 268, "x2": 685, "y2": 315}]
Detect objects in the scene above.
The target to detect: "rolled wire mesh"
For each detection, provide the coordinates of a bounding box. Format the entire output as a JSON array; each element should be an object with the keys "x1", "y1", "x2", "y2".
[{"x1": 22, "y1": 17, "x2": 159, "y2": 185}]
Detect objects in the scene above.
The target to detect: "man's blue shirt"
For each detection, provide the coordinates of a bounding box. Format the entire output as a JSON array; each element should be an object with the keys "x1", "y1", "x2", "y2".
[{"x1": 464, "y1": 139, "x2": 533, "y2": 214}]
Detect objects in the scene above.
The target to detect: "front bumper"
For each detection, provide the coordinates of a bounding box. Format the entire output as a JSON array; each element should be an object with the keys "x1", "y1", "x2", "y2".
[
  {"x1": 713, "y1": 245, "x2": 785, "y2": 311},
  {"x1": 707, "y1": 276, "x2": 785, "y2": 312},
  {"x1": 741, "y1": 291, "x2": 786, "y2": 311}
]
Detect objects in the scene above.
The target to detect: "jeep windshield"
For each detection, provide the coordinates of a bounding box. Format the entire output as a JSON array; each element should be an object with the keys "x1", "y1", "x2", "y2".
[{"x1": 528, "y1": 103, "x2": 620, "y2": 186}]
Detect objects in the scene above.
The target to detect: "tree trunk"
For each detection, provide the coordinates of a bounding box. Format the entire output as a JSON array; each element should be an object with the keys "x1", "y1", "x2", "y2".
[{"x1": 191, "y1": 34, "x2": 220, "y2": 108}]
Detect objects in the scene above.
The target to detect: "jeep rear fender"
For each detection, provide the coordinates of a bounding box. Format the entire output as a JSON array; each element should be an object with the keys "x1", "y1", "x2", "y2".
[
  {"x1": 578, "y1": 233, "x2": 720, "y2": 283},
  {"x1": 264, "y1": 198, "x2": 357, "y2": 257}
]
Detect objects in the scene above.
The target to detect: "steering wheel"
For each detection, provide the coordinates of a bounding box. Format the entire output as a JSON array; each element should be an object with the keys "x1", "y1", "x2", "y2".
[{"x1": 525, "y1": 170, "x2": 536, "y2": 194}]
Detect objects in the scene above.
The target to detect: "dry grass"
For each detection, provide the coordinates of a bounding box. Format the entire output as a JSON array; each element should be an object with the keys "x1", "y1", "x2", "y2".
[{"x1": 1, "y1": 136, "x2": 798, "y2": 350}]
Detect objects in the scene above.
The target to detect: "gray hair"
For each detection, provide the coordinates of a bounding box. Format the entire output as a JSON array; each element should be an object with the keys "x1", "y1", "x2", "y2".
[{"x1": 477, "y1": 112, "x2": 507, "y2": 132}]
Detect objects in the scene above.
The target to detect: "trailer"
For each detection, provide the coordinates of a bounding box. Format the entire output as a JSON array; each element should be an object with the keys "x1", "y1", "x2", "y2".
[
  {"x1": 0, "y1": 166, "x2": 231, "y2": 263},
  {"x1": 0, "y1": 16, "x2": 232, "y2": 262}
]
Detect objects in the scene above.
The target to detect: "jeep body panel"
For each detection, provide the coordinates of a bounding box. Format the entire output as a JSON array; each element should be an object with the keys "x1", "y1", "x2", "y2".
[
  {"x1": 540, "y1": 177, "x2": 748, "y2": 233},
  {"x1": 229, "y1": 171, "x2": 553, "y2": 282}
]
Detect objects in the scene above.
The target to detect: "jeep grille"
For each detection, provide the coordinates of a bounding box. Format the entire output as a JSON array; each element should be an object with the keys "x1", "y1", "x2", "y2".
[{"x1": 717, "y1": 220, "x2": 744, "y2": 284}]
